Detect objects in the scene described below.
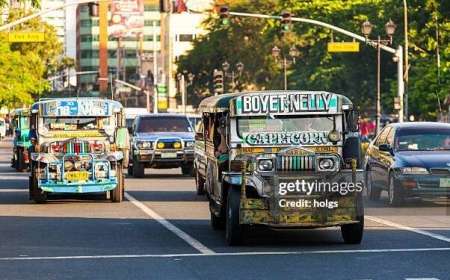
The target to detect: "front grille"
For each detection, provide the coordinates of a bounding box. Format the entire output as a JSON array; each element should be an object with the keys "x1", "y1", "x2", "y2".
[
  {"x1": 430, "y1": 168, "x2": 450, "y2": 176},
  {"x1": 64, "y1": 141, "x2": 89, "y2": 154},
  {"x1": 276, "y1": 155, "x2": 315, "y2": 171}
]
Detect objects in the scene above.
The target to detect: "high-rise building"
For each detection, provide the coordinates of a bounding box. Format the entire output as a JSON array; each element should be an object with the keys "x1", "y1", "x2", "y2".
[{"x1": 76, "y1": 0, "x2": 161, "y2": 106}]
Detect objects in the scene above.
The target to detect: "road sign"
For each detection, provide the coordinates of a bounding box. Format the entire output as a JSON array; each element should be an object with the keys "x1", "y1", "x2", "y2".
[
  {"x1": 8, "y1": 32, "x2": 45, "y2": 42},
  {"x1": 327, "y1": 42, "x2": 360, "y2": 53}
]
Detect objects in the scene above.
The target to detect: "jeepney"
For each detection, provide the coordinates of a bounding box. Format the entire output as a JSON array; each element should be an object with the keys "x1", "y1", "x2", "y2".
[
  {"x1": 28, "y1": 98, "x2": 130, "y2": 203},
  {"x1": 199, "y1": 91, "x2": 364, "y2": 245},
  {"x1": 11, "y1": 108, "x2": 32, "y2": 172}
]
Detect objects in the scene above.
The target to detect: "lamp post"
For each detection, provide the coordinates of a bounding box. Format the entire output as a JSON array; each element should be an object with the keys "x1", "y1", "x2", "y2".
[
  {"x1": 177, "y1": 72, "x2": 195, "y2": 114},
  {"x1": 221, "y1": 61, "x2": 245, "y2": 92},
  {"x1": 271, "y1": 45, "x2": 299, "y2": 90},
  {"x1": 361, "y1": 19, "x2": 396, "y2": 134}
]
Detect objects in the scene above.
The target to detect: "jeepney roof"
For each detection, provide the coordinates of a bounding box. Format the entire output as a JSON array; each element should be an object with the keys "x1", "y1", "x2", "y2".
[
  {"x1": 198, "y1": 91, "x2": 353, "y2": 114},
  {"x1": 11, "y1": 108, "x2": 30, "y2": 117},
  {"x1": 31, "y1": 98, "x2": 123, "y2": 117}
]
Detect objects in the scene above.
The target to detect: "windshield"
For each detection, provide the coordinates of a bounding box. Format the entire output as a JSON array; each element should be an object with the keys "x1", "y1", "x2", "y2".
[
  {"x1": 137, "y1": 117, "x2": 193, "y2": 133},
  {"x1": 43, "y1": 117, "x2": 111, "y2": 131},
  {"x1": 238, "y1": 116, "x2": 336, "y2": 136},
  {"x1": 396, "y1": 129, "x2": 450, "y2": 151}
]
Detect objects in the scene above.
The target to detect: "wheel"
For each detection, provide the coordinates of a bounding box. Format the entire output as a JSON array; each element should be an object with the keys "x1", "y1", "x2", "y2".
[
  {"x1": 111, "y1": 165, "x2": 124, "y2": 203},
  {"x1": 366, "y1": 170, "x2": 381, "y2": 201},
  {"x1": 16, "y1": 148, "x2": 25, "y2": 172},
  {"x1": 341, "y1": 216, "x2": 364, "y2": 244},
  {"x1": 388, "y1": 174, "x2": 404, "y2": 206},
  {"x1": 225, "y1": 187, "x2": 244, "y2": 245},
  {"x1": 127, "y1": 164, "x2": 133, "y2": 177},
  {"x1": 132, "y1": 159, "x2": 145, "y2": 178},
  {"x1": 29, "y1": 165, "x2": 47, "y2": 203},
  {"x1": 195, "y1": 170, "x2": 205, "y2": 195},
  {"x1": 210, "y1": 208, "x2": 225, "y2": 230},
  {"x1": 181, "y1": 163, "x2": 194, "y2": 176}
]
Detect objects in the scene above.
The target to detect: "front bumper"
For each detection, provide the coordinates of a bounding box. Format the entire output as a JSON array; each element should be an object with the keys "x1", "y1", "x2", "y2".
[
  {"x1": 395, "y1": 174, "x2": 450, "y2": 197},
  {"x1": 39, "y1": 179, "x2": 118, "y2": 193},
  {"x1": 134, "y1": 149, "x2": 194, "y2": 164},
  {"x1": 238, "y1": 169, "x2": 365, "y2": 228}
]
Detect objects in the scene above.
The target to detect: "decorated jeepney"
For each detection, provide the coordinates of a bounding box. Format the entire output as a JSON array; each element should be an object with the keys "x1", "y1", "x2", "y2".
[
  {"x1": 198, "y1": 91, "x2": 364, "y2": 245},
  {"x1": 28, "y1": 98, "x2": 129, "y2": 203},
  {"x1": 11, "y1": 108, "x2": 32, "y2": 172}
]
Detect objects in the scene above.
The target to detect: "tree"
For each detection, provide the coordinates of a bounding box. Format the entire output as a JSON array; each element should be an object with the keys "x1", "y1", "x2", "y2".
[{"x1": 177, "y1": 0, "x2": 449, "y2": 120}]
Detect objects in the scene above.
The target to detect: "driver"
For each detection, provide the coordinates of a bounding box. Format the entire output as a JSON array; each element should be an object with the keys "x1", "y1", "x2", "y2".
[{"x1": 442, "y1": 136, "x2": 450, "y2": 149}]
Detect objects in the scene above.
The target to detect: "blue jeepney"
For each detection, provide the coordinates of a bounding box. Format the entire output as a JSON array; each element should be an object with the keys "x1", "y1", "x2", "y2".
[{"x1": 28, "y1": 98, "x2": 129, "y2": 203}]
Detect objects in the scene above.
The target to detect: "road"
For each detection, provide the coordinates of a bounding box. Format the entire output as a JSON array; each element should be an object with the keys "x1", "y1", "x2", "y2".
[{"x1": 0, "y1": 139, "x2": 449, "y2": 280}]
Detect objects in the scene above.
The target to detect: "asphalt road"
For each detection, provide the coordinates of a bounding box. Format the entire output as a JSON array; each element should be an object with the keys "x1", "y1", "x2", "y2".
[{"x1": 0, "y1": 139, "x2": 449, "y2": 280}]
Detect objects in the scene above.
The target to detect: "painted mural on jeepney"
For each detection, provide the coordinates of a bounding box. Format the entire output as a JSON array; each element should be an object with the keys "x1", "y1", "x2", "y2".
[
  {"x1": 244, "y1": 131, "x2": 330, "y2": 146},
  {"x1": 234, "y1": 92, "x2": 338, "y2": 116},
  {"x1": 41, "y1": 99, "x2": 112, "y2": 117}
]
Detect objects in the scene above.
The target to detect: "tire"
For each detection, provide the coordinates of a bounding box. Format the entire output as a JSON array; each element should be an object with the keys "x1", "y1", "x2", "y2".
[
  {"x1": 16, "y1": 148, "x2": 25, "y2": 172},
  {"x1": 225, "y1": 187, "x2": 244, "y2": 245},
  {"x1": 111, "y1": 165, "x2": 124, "y2": 203},
  {"x1": 341, "y1": 216, "x2": 364, "y2": 244},
  {"x1": 30, "y1": 165, "x2": 47, "y2": 204},
  {"x1": 388, "y1": 174, "x2": 404, "y2": 206},
  {"x1": 210, "y1": 208, "x2": 225, "y2": 230},
  {"x1": 366, "y1": 170, "x2": 381, "y2": 201},
  {"x1": 133, "y1": 160, "x2": 145, "y2": 178},
  {"x1": 127, "y1": 164, "x2": 133, "y2": 177},
  {"x1": 182, "y1": 163, "x2": 194, "y2": 176},
  {"x1": 195, "y1": 170, "x2": 205, "y2": 195}
]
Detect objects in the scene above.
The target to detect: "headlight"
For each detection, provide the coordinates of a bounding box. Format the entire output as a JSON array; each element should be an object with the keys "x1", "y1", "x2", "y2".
[
  {"x1": 173, "y1": 142, "x2": 182, "y2": 149},
  {"x1": 137, "y1": 141, "x2": 152, "y2": 149},
  {"x1": 258, "y1": 159, "x2": 274, "y2": 172},
  {"x1": 328, "y1": 130, "x2": 341, "y2": 142},
  {"x1": 400, "y1": 167, "x2": 429, "y2": 175},
  {"x1": 317, "y1": 156, "x2": 339, "y2": 172},
  {"x1": 156, "y1": 142, "x2": 165, "y2": 149},
  {"x1": 319, "y1": 158, "x2": 335, "y2": 170},
  {"x1": 95, "y1": 162, "x2": 108, "y2": 178},
  {"x1": 185, "y1": 141, "x2": 194, "y2": 148}
]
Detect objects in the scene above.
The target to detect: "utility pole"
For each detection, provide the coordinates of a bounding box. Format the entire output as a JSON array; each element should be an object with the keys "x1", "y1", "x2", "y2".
[
  {"x1": 403, "y1": 0, "x2": 409, "y2": 120},
  {"x1": 98, "y1": 0, "x2": 109, "y2": 96}
]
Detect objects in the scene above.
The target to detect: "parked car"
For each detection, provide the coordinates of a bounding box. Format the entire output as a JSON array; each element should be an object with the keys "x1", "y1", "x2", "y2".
[
  {"x1": 364, "y1": 122, "x2": 450, "y2": 206},
  {"x1": 129, "y1": 114, "x2": 195, "y2": 177}
]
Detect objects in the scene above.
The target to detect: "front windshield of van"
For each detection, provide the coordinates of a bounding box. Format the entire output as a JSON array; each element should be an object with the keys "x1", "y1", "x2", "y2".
[{"x1": 237, "y1": 116, "x2": 336, "y2": 137}]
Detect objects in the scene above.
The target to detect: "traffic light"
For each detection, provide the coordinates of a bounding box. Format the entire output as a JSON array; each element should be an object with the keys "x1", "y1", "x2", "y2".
[
  {"x1": 213, "y1": 69, "x2": 224, "y2": 95},
  {"x1": 280, "y1": 11, "x2": 292, "y2": 33},
  {"x1": 219, "y1": 5, "x2": 230, "y2": 26}
]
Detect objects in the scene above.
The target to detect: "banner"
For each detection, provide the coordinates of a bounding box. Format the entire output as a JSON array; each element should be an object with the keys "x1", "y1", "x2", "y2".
[{"x1": 109, "y1": 0, "x2": 144, "y2": 37}]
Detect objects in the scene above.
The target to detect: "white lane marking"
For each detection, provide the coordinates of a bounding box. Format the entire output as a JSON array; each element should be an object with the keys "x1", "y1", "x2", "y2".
[
  {"x1": 0, "y1": 189, "x2": 27, "y2": 192},
  {"x1": 366, "y1": 216, "x2": 450, "y2": 243},
  {"x1": 405, "y1": 278, "x2": 440, "y2": 280},
  {"x1": 124, "y1": 192, "x2": 215, "y2": 255},
  {"x1": 1, "y1": 247, "x2": 450, "y2": 261}
]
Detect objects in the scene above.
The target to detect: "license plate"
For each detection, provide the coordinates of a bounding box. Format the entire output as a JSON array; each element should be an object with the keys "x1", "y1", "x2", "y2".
[
  {"x1": 161, "y1": 152, "x2": 177, "y2": 159},
  {"x1": 65, "y1": 171, "x2": 89, "y2": 182},
  {"x1": 439, "y1": 178, "x2": 450, "y2": 188}
]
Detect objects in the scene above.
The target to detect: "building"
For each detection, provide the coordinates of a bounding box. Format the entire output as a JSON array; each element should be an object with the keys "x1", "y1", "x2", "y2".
[{"x1": 76, "y1": 0, "x2": 161, "y2": 106}]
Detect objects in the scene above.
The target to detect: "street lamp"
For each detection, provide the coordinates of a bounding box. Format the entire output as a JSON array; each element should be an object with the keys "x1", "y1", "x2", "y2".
[
  {"x1": 271, "y1": 45, "x2": 299, "y2": 90},
  {"x1": 361, "y1": 19, "x2": 396, "y2": 134},
  {"x1": 221, "y1": 61, "x2": 245, "y2": 92}
]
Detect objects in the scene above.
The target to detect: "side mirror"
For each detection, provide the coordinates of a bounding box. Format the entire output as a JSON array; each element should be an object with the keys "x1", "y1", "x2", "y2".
[
  {"x1": 115, "y1": 127, "x2": 130, "y2": 150},
  {"x1": 379, "y1": 143, "x2": 393, "y2": 154},
  {"x1": 345, "y1": 110, "x2": 359, "y2": 132}
]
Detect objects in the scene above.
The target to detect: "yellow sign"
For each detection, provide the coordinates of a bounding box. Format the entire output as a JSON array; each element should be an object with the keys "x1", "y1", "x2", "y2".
[
  {"x1": 8, "y1": 32, "x2": 45, "y2": 43},
  {"x1": 327, "y1": 42, "x2": 360, "y2": 53}
]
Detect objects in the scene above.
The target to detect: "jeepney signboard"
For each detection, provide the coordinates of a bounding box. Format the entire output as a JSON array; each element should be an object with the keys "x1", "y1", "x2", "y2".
[
  {"x1": 41, "y1": 100, "x2": 112, "y2": 117},
  {"x1": 244, "y1": 131, "x2": 330, "y2": 146},
  {"x1": 234, "y1": 92, "x2": 338, "y2": 116}
]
